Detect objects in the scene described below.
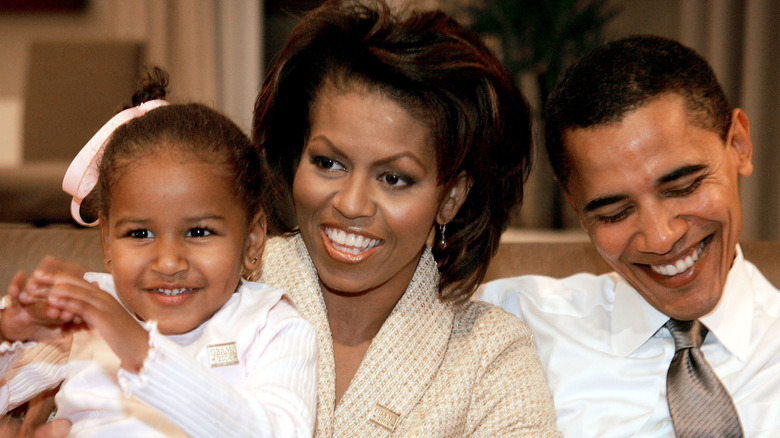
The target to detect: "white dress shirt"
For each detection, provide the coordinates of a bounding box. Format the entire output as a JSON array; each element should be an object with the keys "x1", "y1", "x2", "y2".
[
  {"x1": 0, "y1": 274, "x2": 318, "y2": 437},
  {"x1": 479, "y1": 246, "x2": 780, "y2": 437}
]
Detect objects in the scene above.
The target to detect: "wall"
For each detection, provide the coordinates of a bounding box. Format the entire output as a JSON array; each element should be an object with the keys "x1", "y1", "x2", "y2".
[
  {"x1": 0, "y1": 0, "x2": 261, "y2": 168},
  {"x1": 0, "y1": 2, "x2": 126, "y2": 166}
]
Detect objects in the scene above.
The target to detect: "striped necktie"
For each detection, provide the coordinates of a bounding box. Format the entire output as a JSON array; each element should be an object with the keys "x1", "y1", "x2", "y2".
[{"x1": 665, "y1": 319, "x2": 744, "y2": 437}]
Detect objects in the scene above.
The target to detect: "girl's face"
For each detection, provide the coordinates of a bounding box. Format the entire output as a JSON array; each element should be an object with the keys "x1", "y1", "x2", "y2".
[
  {"x1": 101, "y1": 148, "x2": 264, "y2": 335},
  {"x1": 293, "y1": 82, "x2": 453, "y2": 298}
]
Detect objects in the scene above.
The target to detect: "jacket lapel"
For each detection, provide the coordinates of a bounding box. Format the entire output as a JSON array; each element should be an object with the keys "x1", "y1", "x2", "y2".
[
  {"x1": 256, "y1": 235, "x2": 338, "y2": 437},
  {"x1": 257, "y1": 236, "x2": 453, "y2": 437},
  {"x1": 333, "y1": 249, "x2": 454, "y2": 436}
]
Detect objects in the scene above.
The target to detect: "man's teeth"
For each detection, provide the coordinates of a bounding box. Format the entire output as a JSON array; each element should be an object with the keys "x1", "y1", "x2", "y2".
[
  {"x1": 324, "y1": 228, "x2": 380, "y2": 255},
  {"x1": 155, "y1": 288, "x2": 189, "y2": 296},
  {"x1": 650, "y1": 242, "x2": 705, "y2": 277}
]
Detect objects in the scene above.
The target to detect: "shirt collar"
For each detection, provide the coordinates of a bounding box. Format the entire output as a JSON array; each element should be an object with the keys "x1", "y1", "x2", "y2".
[
  {"x1": 611, "y1": 275, "x2": 668, "y2": 357},
  {"x1": 610, "y1": 245, "x2": 753, "y2": 359},
  {"x1": 701, "y1": 245, "x2": 753, "y2": 360}
]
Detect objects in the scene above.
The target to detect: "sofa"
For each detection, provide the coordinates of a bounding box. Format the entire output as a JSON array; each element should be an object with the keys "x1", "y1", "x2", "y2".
[{"x1": 2, "y1": 224, "x2": 779, "y2": 293}]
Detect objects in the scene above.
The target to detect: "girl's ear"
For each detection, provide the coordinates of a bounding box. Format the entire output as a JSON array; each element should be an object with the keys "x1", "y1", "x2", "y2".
[
  {"x1": 100, "y1": 216, "x2": 112, "y2": 272},
  {"x1": 243, "y1": 211, "x2": 267, "y2": 271},
  {"x1": 436, "y1": 172, "x2": 472, "y2": 226}
]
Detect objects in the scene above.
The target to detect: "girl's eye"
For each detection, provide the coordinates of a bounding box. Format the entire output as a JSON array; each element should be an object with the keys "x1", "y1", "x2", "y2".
[
  {"x1": 128, "y1": 229, "x2": 154, "y2": 239},
  {"x1": 380, "y1": 173, "x2": 412, "y2": 188},
  {"x1": 186, "y1": 228, "x2": 213, "y2": 238},
  {"x1": 312, "y1": 156, "x2": 346, "y2": 172}
]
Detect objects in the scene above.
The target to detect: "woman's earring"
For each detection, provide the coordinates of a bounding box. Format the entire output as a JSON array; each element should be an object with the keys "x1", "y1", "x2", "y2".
[
  {"x1": 251, "y1": 256, "x2": 258, "y2": 264},
  {"x1": 439, "y1": 223, "x2": 447, "y2": 249}
]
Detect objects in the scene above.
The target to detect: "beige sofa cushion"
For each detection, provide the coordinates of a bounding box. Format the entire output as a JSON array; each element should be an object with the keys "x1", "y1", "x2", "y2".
[{"x1": 0, "y1": 226, "x2": 103, "y2": 290}]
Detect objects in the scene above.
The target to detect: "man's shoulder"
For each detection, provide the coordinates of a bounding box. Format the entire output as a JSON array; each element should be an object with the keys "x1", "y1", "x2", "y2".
[
  {"x1": 455, "y1": 300, "x2": 532, "y2": 339},
  {"x1": 477, "y1": 272, "x2": 621, "y2": 320}
]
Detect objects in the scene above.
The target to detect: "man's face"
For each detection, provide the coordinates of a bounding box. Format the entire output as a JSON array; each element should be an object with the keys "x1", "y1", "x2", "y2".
[{"x1": 563, "y1": 94, "x2": 753, "y2": 320}]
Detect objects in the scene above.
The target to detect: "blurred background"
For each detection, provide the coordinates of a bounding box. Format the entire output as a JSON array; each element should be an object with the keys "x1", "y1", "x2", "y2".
[{"x1": 1, "y1": 0, "x2": 778, "y2": 240}]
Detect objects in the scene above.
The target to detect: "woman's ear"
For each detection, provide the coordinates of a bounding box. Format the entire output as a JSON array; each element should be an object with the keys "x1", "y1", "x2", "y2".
[
  {"x1": 436, "y1": 172, "x2": 472, "y2": 225},
  {"x1": 99, "y1": 216, "x2": 112, "y2": 272},
  {"x1": 243, "y1": 211, "x2": 267, "y2": 271}
]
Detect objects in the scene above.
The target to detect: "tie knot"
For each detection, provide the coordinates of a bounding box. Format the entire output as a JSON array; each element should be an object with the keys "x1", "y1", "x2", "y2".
[{"x1": 665, "y1": 319, "x2": 708, "y2": 351}]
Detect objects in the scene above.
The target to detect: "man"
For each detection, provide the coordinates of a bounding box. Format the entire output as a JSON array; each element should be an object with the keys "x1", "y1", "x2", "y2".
[{"x1": 480, "y1": 35, "x2": 780, "y2": 437}]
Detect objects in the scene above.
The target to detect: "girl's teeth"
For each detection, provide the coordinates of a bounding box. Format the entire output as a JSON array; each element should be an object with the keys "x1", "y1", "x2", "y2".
[{"x1": 155, "y1": 288, "x2": 188, "y2": 296}]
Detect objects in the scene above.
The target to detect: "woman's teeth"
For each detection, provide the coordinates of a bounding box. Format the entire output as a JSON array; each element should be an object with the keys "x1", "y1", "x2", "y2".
[
  {"x1": 324, "y1": 228, "x2": 380, "y2": 255},
  {"x1": 155, "y1": 288, "x2": 190, "y2": 296},
  {"x1": 650, "y1": 241, "x2": 705, "y2": 277}
]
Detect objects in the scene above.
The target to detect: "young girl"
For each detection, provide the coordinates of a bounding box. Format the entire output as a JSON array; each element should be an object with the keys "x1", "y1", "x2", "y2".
[{"x1": 0, "y1": 71, "x2": 317, "y2": 437}]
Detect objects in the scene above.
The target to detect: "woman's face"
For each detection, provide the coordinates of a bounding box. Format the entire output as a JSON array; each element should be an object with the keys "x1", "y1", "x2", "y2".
[{"x1": 293, "y1": 82, "x2": 443, "y2": 298}]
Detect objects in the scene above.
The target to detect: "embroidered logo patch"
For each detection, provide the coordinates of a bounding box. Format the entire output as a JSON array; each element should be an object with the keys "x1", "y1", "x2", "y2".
[
  {"x1": 207, "y1": 342, "x2": 239, "y2": 367},
  {"x1": 369, "y1": 404, "x2": 400, "y2": 431}
]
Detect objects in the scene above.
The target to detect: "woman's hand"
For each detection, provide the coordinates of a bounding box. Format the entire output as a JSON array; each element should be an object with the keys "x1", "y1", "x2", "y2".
[
  {"x1": 0, "y1": 387, "x2": 70, "y2": 438},
  {"x1": 29, "y1": 419, "x2": 71, "y2": 438},
  {"x1": 46, "y1": 273, "x2": 149, "y2": 373}
]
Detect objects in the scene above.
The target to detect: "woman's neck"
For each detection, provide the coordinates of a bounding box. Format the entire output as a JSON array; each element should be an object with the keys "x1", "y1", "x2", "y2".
[
  {"x1": 322, "y1": 283, "x2": 401, "y2": 343},
  {"x1": 321, "y1": 257, "x2": 419, "y2": 404}
]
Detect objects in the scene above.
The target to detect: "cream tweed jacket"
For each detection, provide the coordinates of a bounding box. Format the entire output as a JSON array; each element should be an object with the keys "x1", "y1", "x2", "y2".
[{"x1": 251, "y1": 234, "x2": 560, "y2": 437}]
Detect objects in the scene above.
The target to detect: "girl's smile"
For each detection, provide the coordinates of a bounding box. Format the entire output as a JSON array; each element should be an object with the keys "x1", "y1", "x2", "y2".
[{"x1": 101, "y1": 149, "x2": 263, "y2": 334}]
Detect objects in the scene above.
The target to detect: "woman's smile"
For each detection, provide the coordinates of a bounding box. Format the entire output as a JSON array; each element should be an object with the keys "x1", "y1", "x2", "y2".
[
  {"x1": 292, "y1": 80, "x2": 443, "y2": 297},
  {"x1": 322, "y1": 226, "x2": 382, "y2": 260}
]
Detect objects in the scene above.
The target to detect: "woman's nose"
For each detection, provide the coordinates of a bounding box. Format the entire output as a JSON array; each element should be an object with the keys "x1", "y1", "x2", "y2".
[{"x1": 331, "y1": 175, "x2": 377, "y2": 219}]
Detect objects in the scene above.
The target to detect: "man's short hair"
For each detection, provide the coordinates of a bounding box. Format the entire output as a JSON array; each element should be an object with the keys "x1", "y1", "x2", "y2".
[{"x1": 545, "y1": 35, "x2": 732, "y2": 188}]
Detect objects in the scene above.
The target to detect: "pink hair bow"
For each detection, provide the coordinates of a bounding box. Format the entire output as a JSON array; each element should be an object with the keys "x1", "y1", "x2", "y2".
[{"x1": 62, "y1": 99, "x2": 169, "y2": 226}]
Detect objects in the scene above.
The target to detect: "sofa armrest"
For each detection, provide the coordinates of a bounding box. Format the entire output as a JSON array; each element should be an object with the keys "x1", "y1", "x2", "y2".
[{"x1": 0, "y1": 225, "x2": 104, "y2": 293}]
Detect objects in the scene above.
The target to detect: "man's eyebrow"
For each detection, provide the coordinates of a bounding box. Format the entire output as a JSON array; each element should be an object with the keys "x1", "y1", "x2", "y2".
[
  {"x1": 584, "y1": 194, "x2": 628, "y2": 213},
  {"x1": 658, "y1": 164, "x2": 706, "y2": 184},
  {"x1": 583, "y1": 164, "x2": 708, "y2": 213}
]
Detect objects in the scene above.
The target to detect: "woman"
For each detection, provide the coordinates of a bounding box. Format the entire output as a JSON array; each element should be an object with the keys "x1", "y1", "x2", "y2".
[{"x1": 249, "y1": 0, "x2": 559, "y2": 435}]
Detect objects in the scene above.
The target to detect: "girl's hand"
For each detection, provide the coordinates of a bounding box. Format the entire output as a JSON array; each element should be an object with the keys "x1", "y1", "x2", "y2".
[
  {"x1": 47, "y1": 273, "x2": 149, "y2": 374},
  {"x1": 7, "y1": 255, "x2": 89, "y2": 327},
  {"x1": 15, "y1": 255, "x2": 88, "y2": 307},
  {"x1": 1, "y1": 271, "x2": 73, "y2": 343}
]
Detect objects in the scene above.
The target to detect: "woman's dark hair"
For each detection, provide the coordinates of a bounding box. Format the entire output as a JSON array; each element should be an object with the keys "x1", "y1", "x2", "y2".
[
  {"x1": 545, "y1": 35, "x2": 732, "y2": 189},
  {"x1": 97, "y1": 67, "x2": 264, "y2": 224},
  {"x1": 253, "y1": 0, "x2": 532, "y2": 301}
]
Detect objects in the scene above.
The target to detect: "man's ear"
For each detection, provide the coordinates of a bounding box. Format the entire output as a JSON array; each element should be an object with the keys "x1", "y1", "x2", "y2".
[
  {"x1": 436, "y1": 172, "x2": 472, "y2": 225},
  {"x1": 243, "y1": 211, "x2": 267, "y2": 271},
  {"x1": 100, "y1": 216, "x2": 112, "y2": 272},
  {"x1": 560, "y1": 182, "x2": 587, "y2": 231},
  {"x1": 728, "y1": 108, "x2": 753, "y2": 178}
]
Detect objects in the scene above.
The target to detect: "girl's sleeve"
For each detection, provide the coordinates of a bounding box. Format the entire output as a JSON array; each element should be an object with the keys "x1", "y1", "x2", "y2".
[
  {"x1": 118, "y1": 298, "x2": 318, "y2": 438},
  {"x1": 0, "y1": 338, "x2": 69, "y2": 415}
]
